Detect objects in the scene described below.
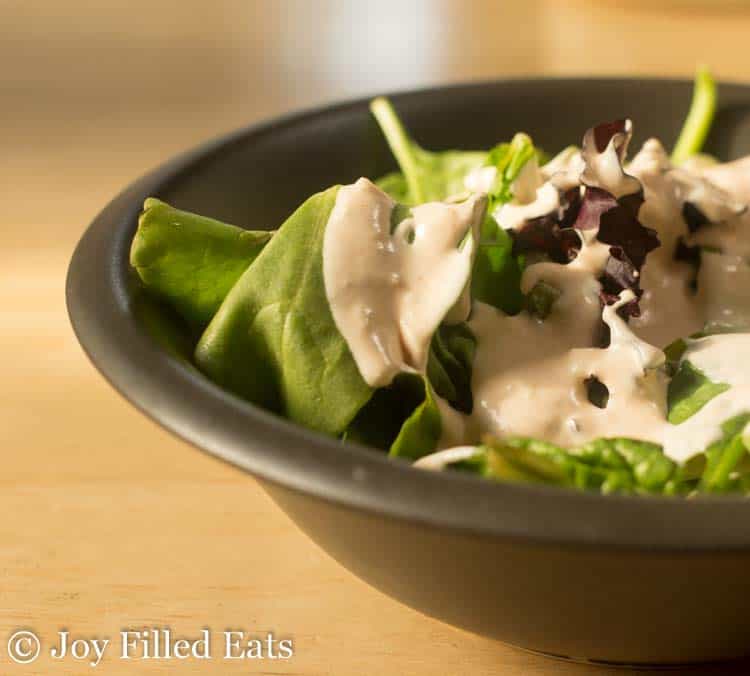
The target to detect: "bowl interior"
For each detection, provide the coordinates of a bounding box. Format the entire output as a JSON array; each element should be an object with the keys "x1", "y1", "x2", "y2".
[{"x1": 156, "y1": 78, "x2": 750, "y2": 232}]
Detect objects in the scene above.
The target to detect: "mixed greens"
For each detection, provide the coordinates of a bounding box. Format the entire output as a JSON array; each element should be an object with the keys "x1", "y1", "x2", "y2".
[{"x1": 131, "y1": 68, "x2": 750, "y2": 496}]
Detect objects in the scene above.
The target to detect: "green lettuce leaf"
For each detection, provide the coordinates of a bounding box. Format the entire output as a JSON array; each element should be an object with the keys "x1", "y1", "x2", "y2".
[
  {"x1": 389, "y1": 377, "x2": 442, "y2": 460},
  {"x1": 699, "y1": 413, "x2": 750, "y2": 492},
  {"x1": 481, "y1": 439, "x2": 571, "y2": 486},
  {"x1": 194, "y1": 186, "x2": 372, "y2": 436},
  {"x1": 470, "y1": 218, "x2": 525, "y2": 314},
  {"x1": 667, "y1": 360, "x2": 730, "y2": 424},
  {"x1": 193, "y1": 186, "x2": 459, "y2": 453},
  {"x1": 130, "y1": 289, "x2": 199, "y2": 363},
  {"x1": 470, "y1": 133, "x2": 541, "y2": 314},
  {"x1": 426, "y1": 323, "x2": 476, "y2": 413},
  {"x1": 485, "y1": 133, "x2": 537, "y2": 206},
  {"x1": 370, "y1": 97, "x2": 487, "y2": 205},
  {"x1": 664, "y1": 323, "x2": 748, "y2": 375},
  {"x1": 487, "y1": 437, "x2": 637, "y2": 493},
  {"x1": 473, "y1": 436, "x2": 683, "y2": 495},
  {"x1": 345, "y1": 373, "x2": 441, "y2": 459},
  {"x1": 375, "y1": 171, "x2": 410, "y2": 203},
  {"x1": 370, "y1": 98, "x2": 538, "y2": 315},
  {"x1": 576, "y1": 438, "x2": 677, "y2": 493},
  {"x1": 671, "y1": 66, "x2": 717, "y2": 165},
  {"x1": 451, "y1": 421, "x2": 750, "y2": 496},
  {"x1": 345, "y1": 324, "x2": 474, "y2": 457},
  {"x1": 130, "y1": 198, "x2": 272, "y2": 327}
]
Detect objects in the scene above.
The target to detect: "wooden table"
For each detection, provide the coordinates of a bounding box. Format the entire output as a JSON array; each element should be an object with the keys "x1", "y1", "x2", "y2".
[{"x1": 5, "y1": 1, "x2": 750, "y2": 672}]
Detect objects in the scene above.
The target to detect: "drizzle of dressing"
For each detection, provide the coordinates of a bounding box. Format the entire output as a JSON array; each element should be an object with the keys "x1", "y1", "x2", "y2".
[
  {"x1": 323, "y1": 178, "x2": 486, "y2": 387},
  {"x1": 678, "y1": 157, "x2": 750, "y2": 264},
  {"x1": 413, "y1": 445, "x2": 482, "y2": 471},
  {"x1": 465, "y1": 152, "x2": 581, "y2": 232},
  {"x1": 495, "y1": 183, "x2": 560, "y2": 231},
  {"x1": 581, "y1": 120, "x2": 642, "y2": 198},
  {"x1": 627, "y1": 141, "x2": 750, "y2": 344},
  {"x1": 326, "y1": 132, "x2": 750, "y2": 467},
  {"x1": 697, "y1": 252, "x2": 750, "y2": 329},
  {"x1": 464, "y1": 165, "x2": 497, "y2": 194},
  {"x1": 627, "y1": 139, "x2": 705, "y2": 345},
  {"x1": 663, "y1": 334, "x2": 750, "y2": 462},
  {"x1": 434, "y1": 394, "x2": 473, "y2": 448},
  {"x1": 541, "y1": 146, "x2": 584, "y2": 183},
  {"x1": 703, "y1": 156, "x2": 750, "y2": 205},
  {"x1": 512, "y1": 155, "x2": 544, "y2": 203},
  {"x1": 469, "y1": 291, "x2": 667, "y2": 447},
  {"x1": 462, "y1": 139, "x2": 750, "y2": 460}
]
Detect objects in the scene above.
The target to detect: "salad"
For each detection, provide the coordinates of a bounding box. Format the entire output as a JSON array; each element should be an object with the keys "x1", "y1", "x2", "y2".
[{"x1": 130, "y1": 69, "x2": 750, "y2": 496}]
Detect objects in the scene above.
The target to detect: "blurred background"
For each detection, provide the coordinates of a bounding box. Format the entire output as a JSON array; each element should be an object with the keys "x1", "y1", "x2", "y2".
[{"x1": 5, "y1": 0, "x2": 750, "y2": 233}]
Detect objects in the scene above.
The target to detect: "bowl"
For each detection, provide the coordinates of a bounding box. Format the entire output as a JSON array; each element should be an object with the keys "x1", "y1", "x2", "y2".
[{"x1": 67, "y1": 78, "x2": 750, "y2": 666}]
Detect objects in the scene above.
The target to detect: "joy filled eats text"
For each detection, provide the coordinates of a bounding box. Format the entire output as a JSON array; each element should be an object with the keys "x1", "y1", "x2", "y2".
[{"x1": 4, "y1": 628, "x2": 293, "y2": 666}]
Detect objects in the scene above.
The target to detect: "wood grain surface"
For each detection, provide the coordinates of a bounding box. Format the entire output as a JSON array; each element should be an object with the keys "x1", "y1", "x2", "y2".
[{"x1": 4, "y1": 2, "x2": 750, "y2": 673}]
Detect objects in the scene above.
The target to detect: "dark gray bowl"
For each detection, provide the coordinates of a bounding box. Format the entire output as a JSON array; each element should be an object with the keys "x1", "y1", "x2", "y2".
[{"x1": 67, "y1": 79, "x2": 750, "y2": 666}]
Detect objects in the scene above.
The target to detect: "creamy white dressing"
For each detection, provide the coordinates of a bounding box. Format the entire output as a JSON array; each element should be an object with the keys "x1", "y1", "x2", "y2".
[
  {"x1": 434, "y1": 393, "x2": 473, "y2": 448},
  {"x1": 475, "y1": 140, "x2": 750, "y2": 460},
  {"x1": 511, "y1": 155, "x2": 543, "y2": 204},
  {"x1": 703, "y1": 156, "x2": 750, "y2": 204},
  {"x1": 581, "y1": 120, "x2": 641, "y2": 198},
  {"x1": 627, "y1": 139, "x2": 706, "y2": 345},
  {"x1": 325, "y1": 127, "x2": 750, "y2": 467},
  {"x1": 663, "y1": 334, "x2": 750, "y2": 462},
  {"x1": 413, "y1": 445, "x2": 482, "y2": 471},
  {"x1": 669, "y1": 168, "x2": 745, "y2": 225},
  {"x1": 697, "y1": 252, "x2": 750, "y2": 329},
  {"x1": 541, "y1": 146, "x2": 584, "y2": 182},
  {"x1": 323, "y1": 178, "x2": 486, "y2": 387},
  {"x1": 464, "y1": 165, "x2": 496, "y2": 194},
  {"x1": 495, "y1": 182, "x2": 561, "y2": 231},
  {"x1": 690, "y1": 216, "x2": 750, "y2": 261},
  {"x1": 469, "y1": 291, "x2": 668, "y2": 448}
]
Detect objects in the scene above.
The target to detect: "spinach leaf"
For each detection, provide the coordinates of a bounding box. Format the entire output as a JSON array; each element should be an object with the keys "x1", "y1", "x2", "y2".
[
  {"x1": 370, "y1": 98, "x2": 537, "y2": 315},
  {"x1": 440, "y1": 421, "x2": 750, "y2": 497},
  {"x1": 130, "y1": 198, "x2": 272, "y2": 327},
  {"x1": 671, "y1": 66, "x2": 717, "y2": 165},
  {"x1": 480, "y1": 437, "x2": 597, "y2": 490},
  {"x1": 524, "y1": 280, "x2": 561, "y2": 320},
  {"x1": 667, "y1": 360, "x2": 730, "y2": 424},
  {"x1": 664, "y1": 323, "x2": 748, "y2": 375},
  {"x1": 470, "y1": 134, "x2": 540, "y2": 314},
  {"x1": 426, "y1": 342, "x2": 457, "y2": 406},
  {"x1": 470, "y1": 218, "x2": 525, "y2": 314},
  {"x1": 699, "y1": 413, "x2": 750, "y2": 492},
  {"x1": 485, "y1": 133, "x2": 537, "y2": 205},
  {"x1": 344, "y1": 373, "x2": 424, "y2": 451},
  {"x1": 454, "y1": 425, "x2": 750, "y2": 496},
  {"x1": 426, "y1": 323, "x2": 476, "y2": 413},
  {"x1": 663, "y1": 337, "x2": 688, "y2": 375},
  {"x1": 131, "y1": 291, "x2": 199, "y2": 363},
  {"x1": 481, "y1": 440, "x2": 571, "y2": 486},
  {"x1": 194, "y1": 187, "x2": 372, "y2": 436},
  {"x1": 346, "y1": 373, "x2": 441, "y2": 460},
  {"x1": 576, "y1": 438, "x2": 677, "y2": 493},
  {"x1": 477, "y1": 436, "x2": 682, "y2": 495},
  {"x1": 370, "y1": 97, "x2": 487, "y2": 205},
  {"x1": 376, "y1": 171, "x2": 410, "y2": 203},
  {"x1": 389, "y1": 376, "x2": 442, "y2": 460}
]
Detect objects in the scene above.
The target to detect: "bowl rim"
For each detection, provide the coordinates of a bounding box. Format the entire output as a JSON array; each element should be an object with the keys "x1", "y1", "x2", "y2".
[{"x1": 66, "y1": 76, "x2": 750, "y2": 551}]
